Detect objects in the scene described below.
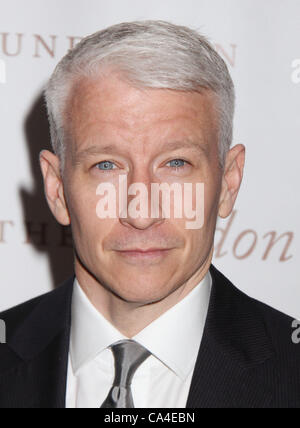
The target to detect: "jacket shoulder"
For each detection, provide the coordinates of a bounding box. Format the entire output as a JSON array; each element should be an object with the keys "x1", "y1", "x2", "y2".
[
  {"x1": 211, "y1": 264, "x2": 295, "y2": 321},
  {"x1": 210, "y1": 264, "x2": 299, "y2": 354},
  {"x1": 0, "y1": 277, "x2": 74, "y2": 340},
  {"x1": 248, "y1": 290, "x2": 298, "y2": 352}
]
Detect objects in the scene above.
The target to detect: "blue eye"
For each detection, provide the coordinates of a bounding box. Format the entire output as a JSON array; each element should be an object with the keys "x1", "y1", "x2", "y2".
[
  {"x1": 96, "y1": 161, "x2": 116, "y2": 170},
  {"x1": 167, "y1": 159, "x2": 186, "y2": 168}
]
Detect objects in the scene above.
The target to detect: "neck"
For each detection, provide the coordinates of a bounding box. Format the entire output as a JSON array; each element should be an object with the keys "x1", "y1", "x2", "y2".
[{"x1": 75, "y1": 249, "x2": 213, "y2": 337}]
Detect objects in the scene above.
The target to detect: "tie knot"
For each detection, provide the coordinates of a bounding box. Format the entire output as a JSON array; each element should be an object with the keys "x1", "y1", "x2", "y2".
[{"x1": 110, "y1": 340, "x2": 151, "y2": 387}]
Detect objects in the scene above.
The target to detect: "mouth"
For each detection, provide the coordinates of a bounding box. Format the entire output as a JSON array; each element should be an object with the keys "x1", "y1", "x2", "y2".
[{"x1": 115, "y1": 248, "x2": 173, "y2": 261}]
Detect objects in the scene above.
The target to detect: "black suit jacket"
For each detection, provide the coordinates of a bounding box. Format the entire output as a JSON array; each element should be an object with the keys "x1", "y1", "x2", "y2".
[{"x1": 0, "y1": 264, "x2": 299, "y2": 408}]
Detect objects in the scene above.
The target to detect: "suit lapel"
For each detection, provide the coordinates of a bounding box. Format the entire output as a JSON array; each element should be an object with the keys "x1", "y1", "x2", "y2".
[
  {"x1": 0, "y1": 278, "x2": 74, "y2": 408},
  {"x1": 186, "y1": 265, "x2": 275, "y2": 408}
]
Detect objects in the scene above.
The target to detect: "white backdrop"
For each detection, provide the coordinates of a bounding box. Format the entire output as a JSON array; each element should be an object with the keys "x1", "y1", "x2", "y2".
[{"x1": 0, "y1": 0, "x2": 299, "y2": 318}]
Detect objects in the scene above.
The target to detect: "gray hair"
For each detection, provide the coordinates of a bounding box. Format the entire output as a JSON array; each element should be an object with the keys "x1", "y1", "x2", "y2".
[{"x1": 45, "y1": 20, "x2": 235, "y2": 169}]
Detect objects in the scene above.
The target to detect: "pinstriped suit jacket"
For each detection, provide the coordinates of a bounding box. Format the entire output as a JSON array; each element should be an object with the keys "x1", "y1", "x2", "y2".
[{"x1": 0, "y1": 264, "x2": 299, "y2": 408}]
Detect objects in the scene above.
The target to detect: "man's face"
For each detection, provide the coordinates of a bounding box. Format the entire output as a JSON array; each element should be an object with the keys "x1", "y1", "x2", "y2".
[{"x1": 47, "y1": 73, "x2": 235, "y2": 304}]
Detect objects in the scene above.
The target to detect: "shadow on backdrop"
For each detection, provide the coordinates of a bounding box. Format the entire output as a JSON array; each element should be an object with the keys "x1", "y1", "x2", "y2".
[{"x1": 20, "y1": 90, "x2": 74, "y2": 289}]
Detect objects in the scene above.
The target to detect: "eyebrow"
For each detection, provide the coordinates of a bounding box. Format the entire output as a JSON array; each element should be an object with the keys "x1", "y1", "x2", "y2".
[{"x1": 73, "y1": 139, "x2": 208, "y2": 164}]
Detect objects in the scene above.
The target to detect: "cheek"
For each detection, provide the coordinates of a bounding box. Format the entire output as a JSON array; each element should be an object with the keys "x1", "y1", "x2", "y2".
[
  {"x1": 183, "y1": 180, "x2": 220, "y2": 251},
  {"x1": 71, "y1": 195, "x2": 97, "y2": 224},
  {"x1": 65, "y1": 181, "x2": 107, "y2": 239},
  {"x1": 185, "y1": 228, "x2": 213, "y2": 271},
  {"x1": 201, "y1": 167, "x2": 222, "y2": 216}
]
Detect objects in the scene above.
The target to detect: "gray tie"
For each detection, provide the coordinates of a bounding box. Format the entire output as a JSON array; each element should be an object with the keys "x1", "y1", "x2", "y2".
[{"x1": 100, "y1": 339, "x2": 151, "y2": 408}]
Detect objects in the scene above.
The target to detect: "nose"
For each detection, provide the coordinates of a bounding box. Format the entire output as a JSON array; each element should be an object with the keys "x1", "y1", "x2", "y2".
[{"x1": 119, "y1": 170, "x2": 165, "y2": 230}]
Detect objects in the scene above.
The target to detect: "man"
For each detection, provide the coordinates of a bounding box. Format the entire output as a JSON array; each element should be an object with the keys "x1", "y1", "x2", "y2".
[{"x1": 0, "y1": 20, "x2": 299, "y2": 409}]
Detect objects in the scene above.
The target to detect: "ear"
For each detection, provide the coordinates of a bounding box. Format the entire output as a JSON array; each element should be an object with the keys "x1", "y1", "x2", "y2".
[
  {"x1": 218, "y1": 144, "x2": 246, "y2": 219},
  {"x1": 39, "y1": 150, "x2": 71, "y2": 226}
]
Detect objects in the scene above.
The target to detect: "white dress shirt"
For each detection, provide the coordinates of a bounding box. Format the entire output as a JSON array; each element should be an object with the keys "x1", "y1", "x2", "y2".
[{"x1": 66, "y1": 270, "x2": 212, "y2": 408}]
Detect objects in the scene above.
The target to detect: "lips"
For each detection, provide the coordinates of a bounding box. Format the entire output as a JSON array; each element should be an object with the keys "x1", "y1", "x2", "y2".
[
  {"x1": 119, "y1": 248, "x2": 170, "y2": 253},
  {"x1": 115, "y1": 247, "x2": 172, "y2": 261}
]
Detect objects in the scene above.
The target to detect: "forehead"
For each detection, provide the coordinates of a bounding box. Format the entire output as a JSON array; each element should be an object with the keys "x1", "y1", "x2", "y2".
[{"x1": 64, "y1": 72, "x2": 218, "y2": 154}]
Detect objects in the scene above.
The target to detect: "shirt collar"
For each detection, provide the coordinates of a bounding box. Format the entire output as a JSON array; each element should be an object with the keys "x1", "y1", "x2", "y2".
[{"x1": 70, "y1": 270, "x2": 212, "y2": 381}]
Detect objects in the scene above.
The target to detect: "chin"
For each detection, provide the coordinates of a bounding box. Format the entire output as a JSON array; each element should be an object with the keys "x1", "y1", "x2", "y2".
[{"x1": 114, "y1": 283, "x2": 173, "y2": 305}]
